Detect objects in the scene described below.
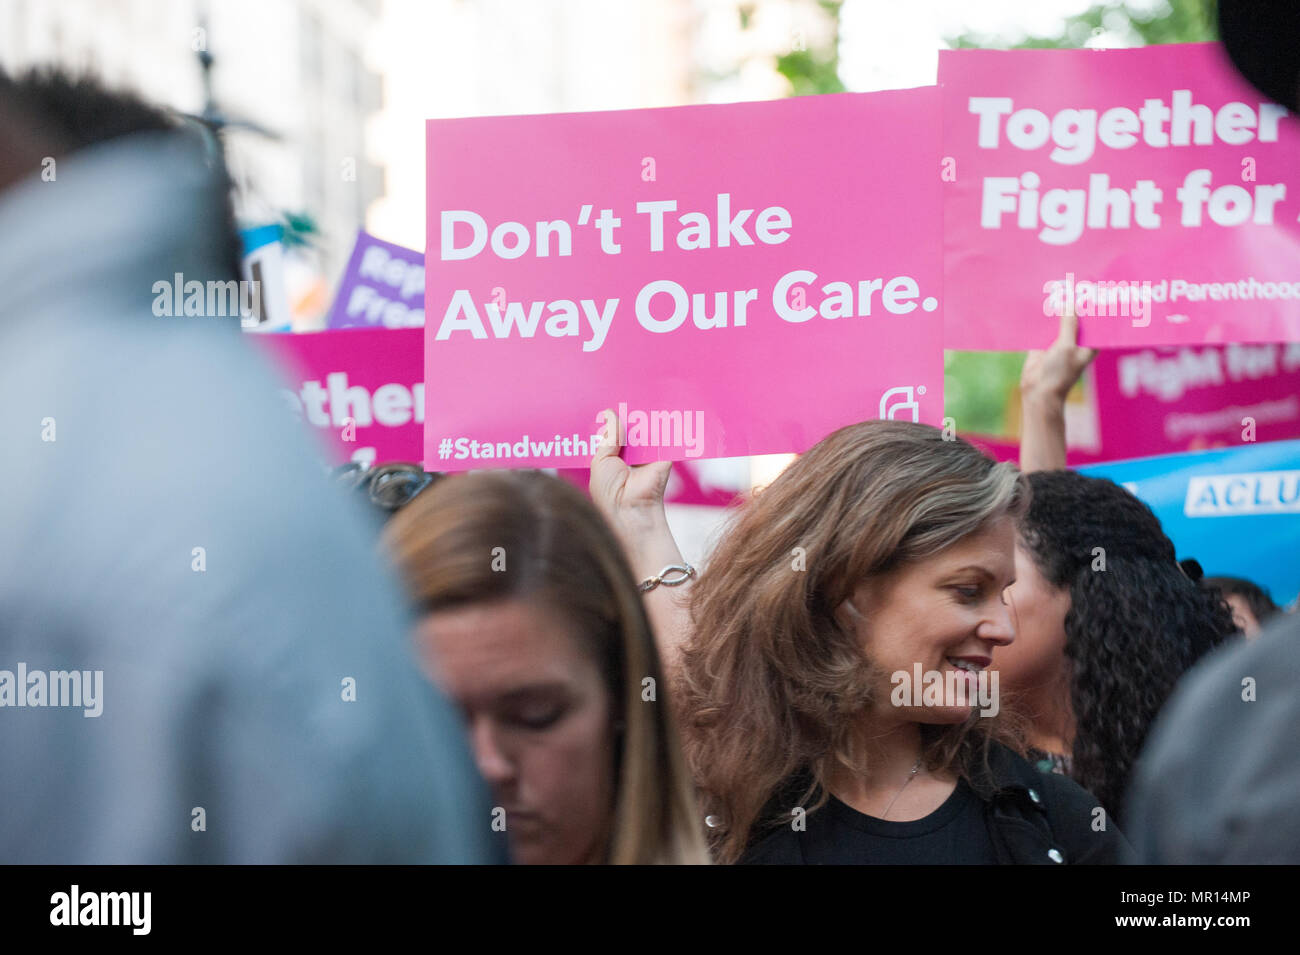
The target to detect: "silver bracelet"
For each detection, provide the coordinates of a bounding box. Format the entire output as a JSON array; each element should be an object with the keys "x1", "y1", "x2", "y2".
[{"x1": 638, "y1": 563, "x2": 696, "y2": 593}]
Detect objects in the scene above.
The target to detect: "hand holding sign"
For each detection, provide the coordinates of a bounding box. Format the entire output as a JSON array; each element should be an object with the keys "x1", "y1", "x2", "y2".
[
  {"x1": 590, "y1": 408, "x2": 674, "y2": 538},
  {"x1": 590, "y1": 408, "x2": 690, "y2": 673}
]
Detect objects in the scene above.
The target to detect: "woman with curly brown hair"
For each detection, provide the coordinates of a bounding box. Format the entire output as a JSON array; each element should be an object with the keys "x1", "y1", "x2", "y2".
[{"x1": 593, "y1": 410, "x2": 1130, "y2": 864}]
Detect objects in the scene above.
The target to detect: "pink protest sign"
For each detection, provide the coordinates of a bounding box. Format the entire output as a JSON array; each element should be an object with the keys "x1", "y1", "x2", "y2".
[
  {"x1": 942, "y1": 43, "x2": 1300, "y2": 350},
  {"x1": 255, "y1": 327, "x2": 425, "y2": 468},
  {"x1": 254, "y1": 327, "x2": 747, "y2": 506},
  {"x1": 966, "y1": 342, "x2": 1300, "y2": 465},
  {"x1": 556, "y1": 461, "x2": 742, "y2": 508},
  {"x1": 424, "y1": 89, "x2": 944, "y2": 471},
  {"x1": 965, "y1": 435, "x2": 1110, "y2": 469},
  {"x1": 1092, "y1": 341, "x2": 1300, "y2": 456}
]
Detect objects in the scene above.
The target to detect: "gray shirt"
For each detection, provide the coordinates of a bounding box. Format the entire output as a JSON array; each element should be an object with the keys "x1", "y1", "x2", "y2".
[
  {"x1": 1126, "y1": 611, "x2": 1300, "y2": 863},
  {"x1": 0, "y1": 131, "x2": 499, "y2": 863}
]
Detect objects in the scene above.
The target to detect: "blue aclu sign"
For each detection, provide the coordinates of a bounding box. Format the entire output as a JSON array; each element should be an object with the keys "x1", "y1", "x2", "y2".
[{"x1": 1081, "y1": 439, "x2": 1300, "y2": 606}]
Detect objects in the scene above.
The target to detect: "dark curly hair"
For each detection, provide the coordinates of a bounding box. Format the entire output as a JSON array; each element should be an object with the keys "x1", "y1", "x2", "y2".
[{"x1": 1018, "y1": 471, "x2": 1236, "y2": 823}]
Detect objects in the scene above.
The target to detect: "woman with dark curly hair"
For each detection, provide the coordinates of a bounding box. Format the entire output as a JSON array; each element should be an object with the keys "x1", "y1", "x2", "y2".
[
  {"x1": 1004, "y1": 311, "x2": 1237, "y2": 824},
  {"x1": 1000, "y1": 470, "x2": 1236, "y2": 821}
]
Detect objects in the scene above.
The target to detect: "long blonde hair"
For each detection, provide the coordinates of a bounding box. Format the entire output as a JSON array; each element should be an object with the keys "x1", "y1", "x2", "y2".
[
  {"x1": 384, "y1": 469, "x2": 709, "y2": 864},
  {"x1": 678, "y1": 421, "x2": 1028, "y2": 863}
]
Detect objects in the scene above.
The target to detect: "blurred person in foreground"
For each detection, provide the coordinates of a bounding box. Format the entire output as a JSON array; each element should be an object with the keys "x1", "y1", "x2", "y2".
[
  {"x1": 0, "y1": 68, "x2": 497, "y2": 862},
  {"x1": 383, "y1": 469, "x2": 709, "y2": 864},
  {"x1": 1126, "y1": 609, "x2": 1300, "y2": 862},
  {"x1": 1121, "y1": 0, "x2": 1300, "y2": 863}
]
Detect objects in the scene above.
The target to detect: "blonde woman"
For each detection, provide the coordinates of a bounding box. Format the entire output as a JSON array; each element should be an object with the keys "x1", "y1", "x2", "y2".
[{"x1": 384, "y1": 469, "x2": 708, "y2": 865}]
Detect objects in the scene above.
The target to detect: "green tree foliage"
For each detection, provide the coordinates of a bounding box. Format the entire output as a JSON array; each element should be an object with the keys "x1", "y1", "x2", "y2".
[
  {"x1": 945, "y1": 350, "x2": 1028, "y2": 437},
  {"x1": 774, "y1": 1, "x2": 846, "y2": 95},
  {"x1": 948, "y1": 0, "x2": 1215, "y2": 49}
]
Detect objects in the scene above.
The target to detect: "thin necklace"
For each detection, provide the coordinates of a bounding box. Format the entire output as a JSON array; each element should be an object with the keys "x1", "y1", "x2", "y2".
[{"x1": 880, "y1": 756, "x2": 923, "y2": 820}]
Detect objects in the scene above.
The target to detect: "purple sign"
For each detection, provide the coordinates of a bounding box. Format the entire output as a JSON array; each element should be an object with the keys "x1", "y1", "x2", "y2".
[{"x1": 327, "y1": 230, "x2": 425, "y2": 329}]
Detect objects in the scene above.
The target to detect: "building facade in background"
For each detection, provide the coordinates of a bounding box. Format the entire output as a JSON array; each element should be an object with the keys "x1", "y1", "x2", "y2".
[
  {"x1": 0, "y1": 0, "x2": 830, "y2": 320},
  {"x1": 0, "y1": 0, "x2": 382, "y2": 307}
]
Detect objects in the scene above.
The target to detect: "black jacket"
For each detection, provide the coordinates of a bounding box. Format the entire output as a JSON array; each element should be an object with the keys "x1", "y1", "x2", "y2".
[
  {"x1": 739, "y1": 742, "x2": 1133, "y2": 864},
  {"x1": 970, "y1": 741, "x2": 1132, "y2": 864}
]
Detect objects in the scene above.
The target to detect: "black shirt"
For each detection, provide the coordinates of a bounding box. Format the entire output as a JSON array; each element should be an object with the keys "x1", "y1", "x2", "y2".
[{"x1": 740, "y1": 777, "x2": 999, "y2": 864}]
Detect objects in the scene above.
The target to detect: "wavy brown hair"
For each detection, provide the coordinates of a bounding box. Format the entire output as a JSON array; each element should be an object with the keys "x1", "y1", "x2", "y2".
[
  {"x1": 677, "y1": 421, "x2": 1030, "y2": 863},
  {"x1": 383, "y1": 469, "x2": 708, "y2": 865}
]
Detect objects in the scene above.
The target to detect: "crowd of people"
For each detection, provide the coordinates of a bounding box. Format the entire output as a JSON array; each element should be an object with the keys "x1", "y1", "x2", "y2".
[
  {"x1": 2, "y1": 56, "x2": 1297, "y2": 866},
  {"x1": 336, "y1": 344, "x2": 1295, "y2": 865}
]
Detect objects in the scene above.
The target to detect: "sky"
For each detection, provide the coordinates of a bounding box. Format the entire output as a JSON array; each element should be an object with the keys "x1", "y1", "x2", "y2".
[
  {"x1": 368, "y1": 0, "x2": 1174, "y2": 249},
  {"x1": 839, "y1": 0, "x2": 1169, "y2": 92}
]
